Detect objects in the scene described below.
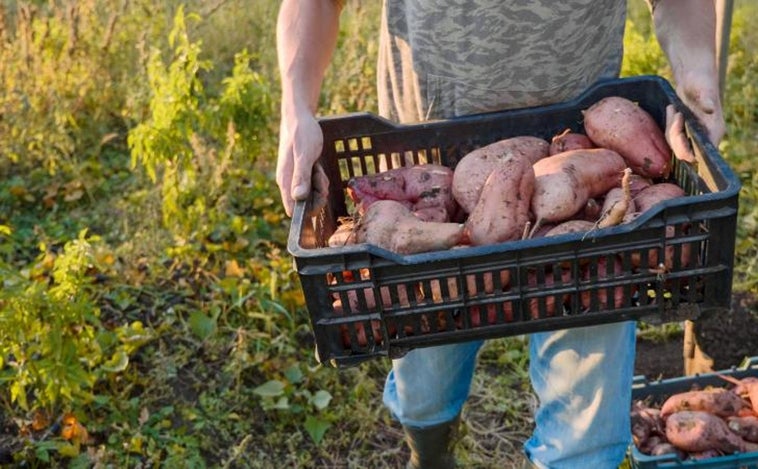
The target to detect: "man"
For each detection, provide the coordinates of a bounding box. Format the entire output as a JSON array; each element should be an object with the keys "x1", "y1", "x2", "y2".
[{"x1": 275, "y1": 1, "x2": 724, "y2": 468}]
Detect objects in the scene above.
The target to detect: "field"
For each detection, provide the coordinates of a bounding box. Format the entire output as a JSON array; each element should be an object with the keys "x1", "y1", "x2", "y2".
[{"x1": 0, "y1": 1, "x2": 756, "y2": 468}]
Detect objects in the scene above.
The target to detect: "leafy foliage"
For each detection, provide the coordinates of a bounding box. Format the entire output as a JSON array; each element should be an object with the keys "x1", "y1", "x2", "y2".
[
  {"x1": 0, "y1": 230, "x2": 149, "y2": 413},
  {"x1": 128, "y1": 6, "x2": 274, "y2": 241}
]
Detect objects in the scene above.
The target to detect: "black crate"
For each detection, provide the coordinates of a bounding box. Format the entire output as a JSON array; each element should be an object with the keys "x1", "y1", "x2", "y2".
[
  {"x1": 630, "y1": 357, "x2": 758, "y2": 468},
  {"x1": 287, "y1": 75, "x2": 741, "y2": 368}
]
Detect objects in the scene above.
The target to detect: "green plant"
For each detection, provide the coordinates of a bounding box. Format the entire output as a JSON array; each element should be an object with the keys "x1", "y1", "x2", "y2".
[
  {"x1": 253, "y1": 362, "x2": 335, "y2": 445},
  {"x1": 128, "y1": 6, "x2": 274, "y2": 241},
  {"x1": 0, "y1": 230, "x2": 151, "y2": 414}
]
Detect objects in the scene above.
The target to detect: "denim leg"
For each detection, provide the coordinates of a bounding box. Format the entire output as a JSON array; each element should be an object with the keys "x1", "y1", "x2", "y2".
[
  {"x1": 383, "y1": 340, "x2": 484, "y2": 427},
  {"x1": 524, "y1": 321, "x2": 636, "y2": 469}
]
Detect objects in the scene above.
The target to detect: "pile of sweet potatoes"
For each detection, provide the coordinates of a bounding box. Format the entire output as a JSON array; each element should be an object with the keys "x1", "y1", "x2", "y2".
[
  {"x1": 331, "y1": 95, "x2": 684, "y2": 257},
  {"x1": 632, "y1": 375, "x2": 758, "y2": 462},
  {"x1": 326, "y1": 96, "x2": 693, "y2": 346}
]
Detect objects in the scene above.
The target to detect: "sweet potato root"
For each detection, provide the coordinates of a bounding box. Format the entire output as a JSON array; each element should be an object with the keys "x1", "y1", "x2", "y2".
[
  {"x1": 464, "y1": 157, "x2": 535, "y2": 246},
  {"x1": 452, "y1": 136, "x2": 549, "y2": 213},
  {"x1": 544, "y1": 220, "x2": 596, "y2": 237},
  {"x1": 660, "y1": 387, "x2": 748, "y2": 419},
  {"x1": 531, "y1": 148, "x2": 626, "y2": 224},
  {"x1": 633, "y1": 183, "x2": 686, "y2": 214},
  {"x1": 583, "y1": 96, "x2": 672, "y2": 178},
  {"x1": 354, "y1": 200, "x2": 464, "y2": 254},
  {"x1": 597, "y1": 168, "x2": 634, "y2": 229},
  {"x1": 665, "y1": 410, "x2": 746, "y2": 453},
  {"x1": 727, "y1": 415, "x2": 758, "y2": 443},
  {"x1": 549, "y1": 129, "x2": 595, "y2": 155},
  {"x1": 347, "y1": 164, "x2": 456, "y2": 218}
]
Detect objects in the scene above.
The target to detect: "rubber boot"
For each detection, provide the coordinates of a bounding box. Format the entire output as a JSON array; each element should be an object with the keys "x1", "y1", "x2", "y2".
[{"x1": 403, "y1": 416, "x2": 460, "y2": 469}]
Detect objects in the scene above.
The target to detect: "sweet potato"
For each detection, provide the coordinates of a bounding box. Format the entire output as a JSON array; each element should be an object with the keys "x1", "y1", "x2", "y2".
[
  {"x1": 354, "y1": 200, "x2": 464, "y2": 254},
  {"x1": 452, "y1": 136, "x2": 549, "y2": 213},
  {"x1": 334, "y1": 299, "x2": 385, "y2": 347},
  {"x1": 633, "y1": 183, "x2": 686, "y2": 214},
  {"x1": 465, "y1": 269, "x2": 512, "y2": 326},
  {"x1": 347, "y1": 164, "x2": 456, "y2": 218},
  {"x1": 525, "y1": 266, "x2": 573, "y2": 319},
  {"x1": 464, "y1": 157, "x2": 535, "y2": 246},
  {"x1": 549, "y1": 129, "x2": 595, "y2": 155},
  {"x1": 328, "y1": 219, "x2": 358, "y2": 247},
  {"x1": 665, "y1": 410, "x2": 746, "y2": 453},
  {"x1": 660, "y1": 387, "x2": 748, "y2": 418},
  {"x1": 583, "y1": 96, "x2": 672, "y2": 178},
  {"x1": 631, "y1": 402, "x2": 665, "y2": 447},
  {"x1": 628, "y1": 174, "x2": 654, "y2": 197},
  {"x1": 469, "y1": 268, "x2": 571, "y2": 324},
  {"x1": 544, "y1": 220, "x2": 596, "y2": 237},
  {"x1": 627, "y1": 183, "x2": 691, "y2": 270},
  {"x1": 581, "y1": 256, "x2": 626, "y2": 311},
  {"x1": 531, "y1": 148, "x2": 627, "y2": 224},
  {"x1": 718, "y1": 375, "x2": 758, "y2": 415},
  {"x1": 649, "y1": 442, "x2": 683, "y2": 457},
  {"x1": 728, "y1": 415, "x2": 758, "y2": 442}
]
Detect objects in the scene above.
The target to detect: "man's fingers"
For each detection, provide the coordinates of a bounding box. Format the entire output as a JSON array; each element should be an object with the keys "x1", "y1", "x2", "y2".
[
  {"x1": 665, "y1": 104, "x2": 696, "y2": 164},
  {"x1": 308, "y1": 162, "x2": 329, "y2": 216},
  {"x1": 277, "y1": 146, "x2": 297, "y2": 217}
]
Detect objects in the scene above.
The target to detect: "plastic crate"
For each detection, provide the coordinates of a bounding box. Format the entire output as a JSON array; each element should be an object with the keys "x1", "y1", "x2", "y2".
[
  {"x1": 629, "y1": 357, "x2": 758, "y2": 468},
  {"x1": 288, "y1": 75, "x2": 741, "y2": 368}
]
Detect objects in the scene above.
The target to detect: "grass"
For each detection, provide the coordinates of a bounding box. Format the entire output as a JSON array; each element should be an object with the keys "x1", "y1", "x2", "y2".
[{"x1": 0, "y1": 1, "x2": 756, "y2": 468}]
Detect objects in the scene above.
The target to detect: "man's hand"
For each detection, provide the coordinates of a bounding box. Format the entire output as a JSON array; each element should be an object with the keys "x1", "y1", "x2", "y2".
[
  {"x1": 665, "y1": 71, "x2": 725, "y2": 163},
  {"x1": 276, "y1": 110, "x2": 329, "y2": 216},
  {"x1": 653, "y1": 0, "x2": 726, "y2": 161},
  {"x1": 275, "y1": 0, "x2": 341, "y2": 216}
]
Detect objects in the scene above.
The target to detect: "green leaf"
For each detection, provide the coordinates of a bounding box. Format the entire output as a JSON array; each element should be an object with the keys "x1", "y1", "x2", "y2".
[
  {"x1": 57, "y1": 442, "x2": 80, "y2": 458},
  {"x1": 310, "y1": 390, "x2": 332, "y2": 411},
  {"x1": 283, "y1": 365, "x2": 303, "y2": 384},
  {"x1": 188, "y1": 310, "x2": 216, "y2": 340},
  {"x1": 101, "y1": 349, "x2": 129, "y2": 373},
  {"x1": 272, "y1": 396, "x2": 290, "y2": 410},
  {"x1": 252, "y1": 380, "x2": 285, "y2": 397},
  {"x1": 304, "y1": 415, "x2": 331, "y2": 445}
]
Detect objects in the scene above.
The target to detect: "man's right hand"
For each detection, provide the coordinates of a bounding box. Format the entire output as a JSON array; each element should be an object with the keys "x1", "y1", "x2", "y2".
[{"x1": 276, "y1": 110, "x2": 329, "y2": 217}]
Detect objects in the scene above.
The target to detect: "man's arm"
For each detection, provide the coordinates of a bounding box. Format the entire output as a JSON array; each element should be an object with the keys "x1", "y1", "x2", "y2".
[
  {"x1": 276, "y1": 0, "x2": 342, "y2": 216},
  {"x1": 651, "y1": 0, "x2": 725, "y2": 153}
]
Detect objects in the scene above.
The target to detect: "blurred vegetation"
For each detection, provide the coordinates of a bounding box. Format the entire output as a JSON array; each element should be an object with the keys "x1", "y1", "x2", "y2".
[{"x1": 0, "y1": 0, "x2": 755, "y2": 467}]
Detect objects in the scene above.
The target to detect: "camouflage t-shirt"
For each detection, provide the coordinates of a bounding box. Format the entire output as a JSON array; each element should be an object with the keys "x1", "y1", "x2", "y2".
[{"x1": 377, "y1": 0, "x2": 627, "y2": 123}]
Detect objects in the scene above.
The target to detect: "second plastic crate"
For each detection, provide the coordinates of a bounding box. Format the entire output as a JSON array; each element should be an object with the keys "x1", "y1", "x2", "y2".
[{"x1": 630, "y1": 357, "x2": 758, "y2": 468}]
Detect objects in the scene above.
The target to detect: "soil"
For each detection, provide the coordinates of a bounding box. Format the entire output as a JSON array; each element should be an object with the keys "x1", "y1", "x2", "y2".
[{"x1": 634, "y1": 291, "x2": 758, "y2": 380}]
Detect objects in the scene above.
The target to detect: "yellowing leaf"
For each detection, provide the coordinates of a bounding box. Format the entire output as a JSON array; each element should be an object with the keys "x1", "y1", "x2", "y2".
[
  {"x1": 60, "y1": 413, "x2": 89, "y2": 444},
  {"x1": 57, "y1": 442, "x2": 80, "y2": 458},
  {"x1": 102, "y1": 349, "x2": 129, "y2": 373},
  {"x1": 225, "y1": 259, "x2": 245, "y2": 278}
]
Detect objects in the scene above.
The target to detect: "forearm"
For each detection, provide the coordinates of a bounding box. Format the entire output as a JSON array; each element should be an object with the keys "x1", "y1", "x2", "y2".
[
  {"x1": 277, "y1": 0, "x2": 342, "y2": 117},
  {"x1": 651, "y1": 0, "x2": 725, "y2": 145},
  {"x1": 652, "y1": 0, "x2": 718, "y2": 89}
]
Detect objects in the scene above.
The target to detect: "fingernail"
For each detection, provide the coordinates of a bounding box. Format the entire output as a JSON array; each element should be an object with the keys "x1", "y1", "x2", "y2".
[
  {"x1": 702, "y1": 97, "x2": 716, "y2": 113},
  {"x1": 293, "y1": 184, "x2": 309, "y2": 199}
]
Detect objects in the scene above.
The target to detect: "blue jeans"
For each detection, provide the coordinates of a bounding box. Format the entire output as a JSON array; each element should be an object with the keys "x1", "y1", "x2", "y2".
[{"x1": 383, "y1": 321, "x2": 636, "y2": 469}]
